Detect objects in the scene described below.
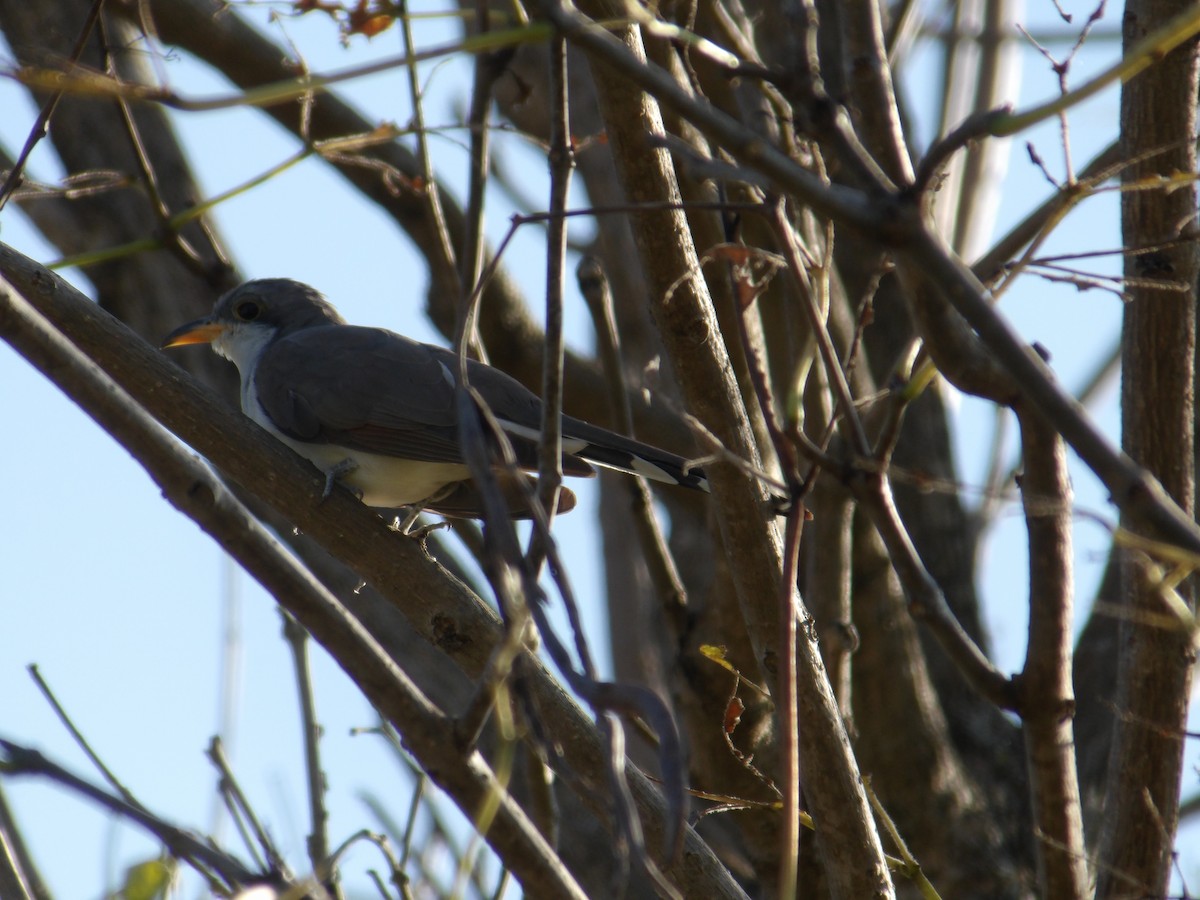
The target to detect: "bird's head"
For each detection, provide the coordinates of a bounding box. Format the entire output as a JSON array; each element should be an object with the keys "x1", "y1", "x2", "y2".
[{"x1": 161, "y1": 279, "x2": 345, "y2": 369}]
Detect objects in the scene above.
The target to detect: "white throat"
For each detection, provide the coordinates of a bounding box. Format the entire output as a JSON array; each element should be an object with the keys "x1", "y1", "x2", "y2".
[
  {"x1": 211, "y1": 322, "x2": 278, "y2": 377},
  {"x1": 210, "y1": 322, "x2": 279, "y2": 417}
]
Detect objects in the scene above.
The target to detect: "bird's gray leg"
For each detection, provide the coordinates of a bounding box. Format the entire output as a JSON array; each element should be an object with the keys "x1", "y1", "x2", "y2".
[
  {"x1": 390, "y1": 506, "x2": 451, "y2": 540},
  {"x1": 392, "y1": 506, "x2": 424, "y2": 534},
  {"x1": 322, "y1": 458, "x2": 361, "y2": 501}
]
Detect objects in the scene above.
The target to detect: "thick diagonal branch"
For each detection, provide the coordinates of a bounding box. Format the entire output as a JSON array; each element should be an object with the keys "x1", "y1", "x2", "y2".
[{"x1": 0, "y1": 245, "x2": 749, "y2": 900}]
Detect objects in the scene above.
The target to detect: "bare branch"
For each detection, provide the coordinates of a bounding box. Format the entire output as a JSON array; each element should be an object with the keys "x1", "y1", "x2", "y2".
[
  {"x1": 560, "y1": 3, "x2": 892, "y2": 895},
  {"x1": 0, "y1": 243, "x2": 749, "y2": 900},
  {"x1": 905, "y1": 223, "x2": 1200, "y2": 559},
  {"x1": 0, "y1": 784, "x2": 48, "y2": 900},
  {"x1": 1013, "y1": 409, "x2": 1088, "y2": 897},
  {"x1": 280, "y1": 615, "x2": 340, "y2": 895},
  {"x1": 0, "y1": 0, "x2": 104, "y2": 210},
  {"x1": 1, "y1": 740, "x2": 262, "y2": 890},
  {"x1": 851, "y1": 469, "x2": 1017, "y2": 711},
  {"x1": 0, "y1": 271, "x2": 591, "y2": 900},
  {"x1": 836, "y1": 0, "x2": 914, "y2": 185},
  {"x1": 1095, "y1": 0, "x2": 1199, "y2": 890}
]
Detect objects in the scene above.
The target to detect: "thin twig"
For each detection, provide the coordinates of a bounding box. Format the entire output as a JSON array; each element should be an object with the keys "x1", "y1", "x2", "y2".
[
  {"x1": 0, "y1": 740, "x2": 261, "y2": 890},
  {"x1": 26, "y1": 665, "x2": 142, "y2": 807},
  {"x1": 398, "y1": 766, "x2": 425, "y2": 874},
  {"x1": 532, "y1": 30, "x2": 573, "y2": 559},
  {"x1": 101, "y1": 14, "x2": 208, "y2": 272},
  {"x1": 0, "y1": 0, "x2": 106, "y2": 211},
  {"x1": 851, "y1": 472, "x2": 1018, "y2": 710},
  {"x1": 398, "y1": 0, "x2": 461, "y2": 300},
  {"x1": 8, "y1": 26, "x2": 553, "y2": 113},
  {"x1": 576, "y1": 257, "x2": 688, "y2": 617},
  {"x1": 327, "y1": 830, "x2": 405, "y2": 899},
  {"x1": 777, "y1": 506, "x2": 805, "y2": 899},
  {"x1": 771, "y1": 206, "x2": 871, "y2": 456},
  {"x1": 207, "y1": 737, "x2": 291, "y2": 879},
  {"x1": 864, "y1": 780, "x2": 943, "y2": 899},
  {"x1": 457, "y1": 0, "x2": 504, "y2": 359},
  {"x1": 990, "y1": 2, "x2": 1200, "y2": 137},
  {"x1": 0, "y1": 783, "x2": 49, "y2": 900},
  {"x1": 281, "y1": 612, "x2": 339, "y2": 897}
]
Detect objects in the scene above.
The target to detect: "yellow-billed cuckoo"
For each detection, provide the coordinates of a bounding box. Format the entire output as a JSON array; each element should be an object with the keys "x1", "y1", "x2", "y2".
[{"x1": 162, "y1": 279, "x2": 709, "y2": 518}]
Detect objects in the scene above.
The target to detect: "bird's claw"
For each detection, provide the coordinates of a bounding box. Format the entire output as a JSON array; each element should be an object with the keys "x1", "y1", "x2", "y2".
[{"x1": 410, "y1": 521, "x2": 451, "y2": 541}]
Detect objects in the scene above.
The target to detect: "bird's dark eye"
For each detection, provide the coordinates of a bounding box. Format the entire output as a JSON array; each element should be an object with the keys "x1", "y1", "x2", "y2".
[{"x1": 235, "y1": 300, "x2": 261, "y2": 321}]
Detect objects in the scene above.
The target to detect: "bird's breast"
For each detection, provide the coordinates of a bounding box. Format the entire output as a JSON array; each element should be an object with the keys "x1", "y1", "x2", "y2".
[{"x1": 241, "y1": 375, "x2": 469, "y2": 506}]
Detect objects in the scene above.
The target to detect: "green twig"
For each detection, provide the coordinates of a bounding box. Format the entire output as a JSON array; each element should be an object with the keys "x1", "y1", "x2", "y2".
[
  {"x1": 865, "y1": 779, "x2": 943, "y2": 900},
  {"x1": 48, "y1": 148, "x2": 313, "y2": 269},
  {"x1": 8, "y1": 26, "x2": 552, "y2": 112}
]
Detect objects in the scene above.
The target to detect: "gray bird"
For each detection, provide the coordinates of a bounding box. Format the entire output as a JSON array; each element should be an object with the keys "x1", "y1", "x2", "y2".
[{"x1": 162, "y1": 279, "x2": 708, "y2": 518}]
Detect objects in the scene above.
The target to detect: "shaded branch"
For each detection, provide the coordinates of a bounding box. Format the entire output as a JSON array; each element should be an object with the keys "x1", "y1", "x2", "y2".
[
  {"x1": 0, "y1": 784, "x2": 48, "y2": 900},
  {"x1": 906, "y1": 220, "x2": 1200, "y2": 559},
  {"x1": 837, "y1": 0, "x2": 914, "y2": 185},
  {"x1": 1, "y1": 740, "x2": 263, "y2": 890},
  {"x1": 561, "y1": 3, "x2": 892, "y2": 895},
  {"x1": 850, "y1": 467, "x2": 1017, "y2": 711},
  {"x1": 1094, "y1": 0, "x2": 1199, "y2": 891},
  {"x1": 1013, "y1": 408, "x2": 1087, "y2": 898}
]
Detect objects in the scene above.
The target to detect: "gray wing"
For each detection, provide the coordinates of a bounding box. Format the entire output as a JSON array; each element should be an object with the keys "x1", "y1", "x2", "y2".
[
  {"x1": 255, "y1": 326, "x2": 469, "y2": 463},
  {"x1": 254, "y1": 325, "x2": 594, "y2": 475}
]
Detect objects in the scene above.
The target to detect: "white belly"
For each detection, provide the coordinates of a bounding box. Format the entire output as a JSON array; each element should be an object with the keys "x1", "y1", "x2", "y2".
[
  {"x1": 287, "y1": 441, "x2": 470, "y2": 508},
  {"x1": 241, "y1": 376, "x2": 468, "y2": 507}
]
